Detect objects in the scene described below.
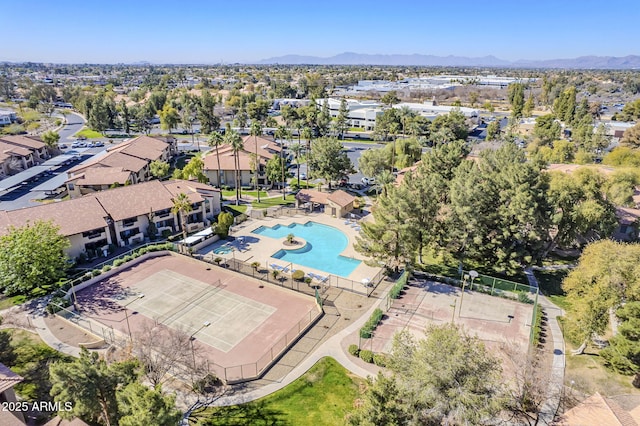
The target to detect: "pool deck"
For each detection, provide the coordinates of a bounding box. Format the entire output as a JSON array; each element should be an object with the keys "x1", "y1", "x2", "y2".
[{"x1": 199, "y1": 212, "x2": 381, "y2": 287}]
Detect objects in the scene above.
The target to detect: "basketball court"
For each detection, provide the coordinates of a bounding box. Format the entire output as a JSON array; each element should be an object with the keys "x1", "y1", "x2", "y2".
[{"x1": 367, "y1": 278, "x2": 534, "y2": 354}]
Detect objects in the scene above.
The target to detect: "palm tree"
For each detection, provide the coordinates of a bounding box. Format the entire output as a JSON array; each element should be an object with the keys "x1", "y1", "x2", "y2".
[
  {"x1": 301, "y1": 127, "x2": 313, "y2": 189},
  {"x1": 376, "y1": 169, "x2": 395, "y2": 197},
  {"x1": 171, "y1": 193, "x2": 193, "y2": 249},
  {"x1": 224, "y1": 128, "x2": 244, "y2": 206},
  {"x1": 250, "y1": 121, "x2": 262, "y2": 203},
  {"x1": 275, "y1": 125, "x2": 290, "y2": 200},
  {"x1": 207, "y1": 131, "x2": 224, "y2": 187},
  {"x1": 290, "y1": 143, "x2": 303, "y2": 187}
]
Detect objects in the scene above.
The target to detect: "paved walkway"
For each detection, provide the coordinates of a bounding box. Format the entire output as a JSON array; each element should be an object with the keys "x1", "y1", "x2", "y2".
[{"x1": 524, "y1": 267, "x2": 566, "y2": 425}]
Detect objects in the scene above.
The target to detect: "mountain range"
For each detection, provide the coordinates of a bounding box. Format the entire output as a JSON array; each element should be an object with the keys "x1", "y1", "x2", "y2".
[{"x1": 256, "y1": 52, "x2": 640, "y2": 69}]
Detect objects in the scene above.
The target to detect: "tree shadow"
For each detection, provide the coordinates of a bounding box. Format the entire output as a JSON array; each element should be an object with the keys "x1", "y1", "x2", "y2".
[{"x1": 194, "y1": 401, "x2": 288, "y2": 425}]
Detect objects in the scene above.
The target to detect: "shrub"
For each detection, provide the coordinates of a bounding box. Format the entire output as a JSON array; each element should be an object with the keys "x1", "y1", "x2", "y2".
[
  {"x1": 360, "y1": 308, "x2": 384, "y2": 339},
  {"x1": 286, "y1": 233, "x2": 295, "y2": 243},
  {"x1": 348, "y1": 344, "x2": 360, "y2": 357},
  {"x1": 101, "y1": 265, "x2": 112, "y2": 273},
  {"x1": 56, "y1": 278, "x2": 69, "y2": 289},
  {"x1": 304, "y1": 277, "x2": 312, "y2": 284},
  {"x1": 113, "y1": 259, "x2": 125, "y2": 267},
  {"x1": 359, "y1": 350, "x2": 374, "y2": 363},
  {"x1": 292, "y1": 270, "x2": 305, "y2": 281},
  {"x1": 390, "y1": 270, "x2": 409, "y2": 299},
  {"x1": 161, "y1": 229, "x2": 172, "y2": 238},
  {"x1": 251, "y1": 261, "x2": 261, "y2": 270},
  {"x1": 518, "y1": 291, "x2": 534, "y2": 304},
  {"x1": 47, "y1": 296, "x2": 70, "y2": 314},
  {"x1": 123, "y1": 255, "x2": 133, "y2": 262},
  {"x1": 30, "y1": 287, "x2": 47, "y2": 297},
  {"x1": 373, "y1": 354, "x2": 387, "y2": 367},
  {"x1": 91, "y1": 269, "x2": 101, "y2": 277}
]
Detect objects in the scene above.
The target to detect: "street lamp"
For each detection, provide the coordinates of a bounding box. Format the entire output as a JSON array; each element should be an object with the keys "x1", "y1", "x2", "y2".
[
  {"x1": 123, "y1": 293, "x2": 145, "y2": 342},
  {"x1": 190, "y1": 321, "x2": 211, "y2": 368}
]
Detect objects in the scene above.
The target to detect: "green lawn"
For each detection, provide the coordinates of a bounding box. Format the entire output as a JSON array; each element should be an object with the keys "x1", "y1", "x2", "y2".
[
  {"x1": 222, "y1": 189, "x2": 268, "y2": 198},
  {"x1": 0, "y1": 296, "x2": 15, "y2": 310},
  {"x1": 2, "y1": 329, "x2": 72, "y2": 403},
  {"x1": 223, "y1": 204, "x2": 248, "y2": 216},
  {"x1": 252, "y1": 194, "x2": 296, "y2": 209},
  {"x1": 198, "y1": 357, "x2": 363, "y2": 425},
  {"x1": 75, "y1": 128, "x2": 103, "y2": 139}
]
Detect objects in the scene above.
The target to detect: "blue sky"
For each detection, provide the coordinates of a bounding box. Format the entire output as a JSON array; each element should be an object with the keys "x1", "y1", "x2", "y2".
[{"x1": 3, "y1": 0, "x2": 639, "y2": 63}]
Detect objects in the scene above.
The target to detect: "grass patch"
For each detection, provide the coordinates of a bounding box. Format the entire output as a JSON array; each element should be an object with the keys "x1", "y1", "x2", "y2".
[
  {"x1": 199, "y1": 357, "x2": 363, "y2": 425},
  {"x1": 548, "y1": 295, "x2": 571, "y2": 311},
  {"x1": 2, "y1": 329, "x2": 72, "y2": 405},
  {"x1": 565, "y1": 341, "x2": 640, "y2": 397},
  {"x1": 0, "y1": 296, "x2": 16, "y2": 310},
  {"x1": 534, "y1": 269, "x2": 568, "y2": 296},
  {"x1": 252, "y1": 194, "x2": 296, "y2": 209},
  {"x1": 223, "y1": 204, "x2": 248, "y2": 216},
  {"x1": 75, "y1": 128, "x2": 103, "y2": 139},
  {"x1": 222, "y1": 189, "x2": 268, "y2": 198}
]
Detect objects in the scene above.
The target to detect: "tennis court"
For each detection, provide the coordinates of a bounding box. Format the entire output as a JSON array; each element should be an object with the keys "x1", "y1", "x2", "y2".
[{"x1": 75, "y1": 253, "x2": 320, "y2": 381}]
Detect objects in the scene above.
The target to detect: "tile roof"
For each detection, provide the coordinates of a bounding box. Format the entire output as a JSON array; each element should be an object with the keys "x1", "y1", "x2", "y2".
[
  {"x1": 555, "y1": 392, "x2": 639, "y2": 426},
  {"x1": 98, "y1": 151, "x2": 148, "y2": 172},
  {"x1": 0, "y1": 362, "x2": 23, "y2": 394},
  {"x1": 296, "y1": 189, "x2": 329, "y2": 205},
  {"x1": 0, "y1": 135, "x2": 45, "y2": 150},
  {"x1": 0, "y1": 180, "x2": 218, "y2": 236},
  {"x1": 327, "y1": 190, "x2": 356, "y2": 207},
  {"x1": 0, "y1": 141, "x2": 33, "y2": 157},
  {"x1": 69, "y1": 167, "x2": 133, "y2": 186},
  {"x1": 0, "y1": 196, "x2": 109, "y2": 236},
  {"x1": 92, "y1": 180, "x2": 174, "y2": 221},
  {"x1": 203, "y1": 149, "x2": 265, "y2": 171}
]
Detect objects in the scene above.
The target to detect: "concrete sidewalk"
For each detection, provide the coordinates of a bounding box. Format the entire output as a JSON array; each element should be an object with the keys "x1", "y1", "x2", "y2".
[{"x1": 524, "y1": 267, "x2": 566, "y2": 425}]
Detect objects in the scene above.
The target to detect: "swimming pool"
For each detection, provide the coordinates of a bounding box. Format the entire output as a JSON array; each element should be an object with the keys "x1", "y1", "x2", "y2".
[
  {"x1": 252, "y1": 222, "x2": 361, "y2": 277},
  {"x1": 213, "y1": 244, "x2": 233, "y2": 254}
]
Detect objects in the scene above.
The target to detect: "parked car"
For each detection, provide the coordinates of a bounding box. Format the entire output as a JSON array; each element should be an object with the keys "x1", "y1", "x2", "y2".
[
  {"x1": 361, "y1": 177, "x2": 376, "y2": 185},
  {"x1": 299, "y1": 172, "x2": 306, "y2": 180},
  {"x1": 94, "y1": 141, "x2": 105, "y2": 147},
  {"x1": 71, "y1": 141, "x2": 86, "y2": 148},
  {"x1": 58, "y1": 143, "x2": 68, "y2": 149}
]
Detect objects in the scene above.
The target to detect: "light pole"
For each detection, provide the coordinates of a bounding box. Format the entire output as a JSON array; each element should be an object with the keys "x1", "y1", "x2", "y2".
[
  {"x1": 190, "y1": 321, "x2": 211, "y2": 368},
  {"x1": 123, "y1": 293, "x2": 145, "y2": 342}
]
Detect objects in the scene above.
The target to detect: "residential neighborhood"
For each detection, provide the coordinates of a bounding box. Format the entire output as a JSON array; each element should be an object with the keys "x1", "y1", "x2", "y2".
[{"x1": 1, "y1": 2, "x2": 640, "y2": 426}]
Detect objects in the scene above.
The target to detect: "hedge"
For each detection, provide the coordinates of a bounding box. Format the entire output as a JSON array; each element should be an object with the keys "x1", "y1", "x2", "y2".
[
  {"x1": 359, "y1": 350, "x2": 374, "y2": 363},
  {"x1": 360, "y1": 308, "x2": 384, "y2": 339},
  {"x1": 348, "y1": 344, "x2": 360, "y2": 357},
  {"x1": 390, "y1": 270, "x2": 409, "y2": 299}
]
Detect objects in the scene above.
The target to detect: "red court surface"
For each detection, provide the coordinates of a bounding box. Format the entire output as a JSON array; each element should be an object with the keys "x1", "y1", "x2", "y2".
[
  {"x1": 74, "y1": 253, "x2": 320, "y2": 382},
  {"x1": 366, "y1": 280, "x2": 533, "y2": 355}
]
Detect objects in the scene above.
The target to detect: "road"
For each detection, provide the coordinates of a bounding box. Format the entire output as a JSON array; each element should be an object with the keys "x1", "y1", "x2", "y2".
[{"x1": 58, "y1": 111, "x2": 86, "y2": 142}]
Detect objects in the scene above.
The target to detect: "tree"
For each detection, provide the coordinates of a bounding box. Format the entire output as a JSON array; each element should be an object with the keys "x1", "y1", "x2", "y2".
[
  {"x1": 159, "y1": 103, "x2": 179, "y2": 133},
  {"x1": 532, "y1": 114, "x2": 561, "y2": 146},
  {"x1": 171, "y1": 193, "x2": 193, "y2": 243},
  {"x1": 224, "y1": 128, "x2": 244, "y2": 204},
  {"x1": 117, "y1": 100, "x2": 131, "y2": 134},
  {"x1": 49, "y1": 347, "x2": 139, "y2": 426},
  {"x1": 0, "y1": 220, "x2": 69, "y2": 296},
  {"x1": 600, "y1": 302, "x2": 640, "y2": 378},
  {"x1": 358, "y1": 147, "x2": 391, "y2": 178},
  {"x1": 181, "y1": 156, "x2": 207, "y2": 183},
  {"x1": 620, "y1": 123, "x2": 640, "y2": 149},
  {"x1": 508, "y1": 82, "x2": 525, "y2": 119},
  {"x1": 215, "y1": 211, "x2": 234, "y2": 238},
  {"x1": 41, "y1": 130, "x2": 60, "y2": 149},
  {"x1": 429, "y1": 109, "x2": 469, "y2": 142},
  {"x1": 381, "y1": 90, "x2": 400, "y2": 107},
  {"x1": 335, "y1": 98, "x2": 349, "y2": 138},
  {"x1": 307, "y1": 138, "x2": 353, "y2": 191},
  {"x1": 149, "y1": 160, "x2": 170, "y2": 179},
  {"x1": 207, "y1": 131, "x2": 224, "y2": 187},
  {"x1": 117, "y1": 382, "x2": 181, "y2": 426},
  {"x1": 346, "y1": 373, "x2": 412, "y2": 426},
  {"x1": 250, "y1": 121, "x2": 262, "y2": 202},
  {"x1": 485, "y1": 120, "x2": 500, "y2": 141},
  {"x1": 523, "y1": 92, "x2": 535, "y2": 117},
  {"x1": 290, "y1": 142, "x2": 304, "y2": 187},
  {"x1": 197, "y1": 90, "x2": 220, "y2": 134},
  {"x1": 349, "y1": 325, "x2": 505, "y2": 425},
  {"x1": 563, "y1": 241, "x2": 640, "y2": 354},
  {"x1": 355, "y1": 184, "x2": 413, "y2": 271},
  {"x1": 265, "y1": 156, "x2": 287, "y2": 191}
]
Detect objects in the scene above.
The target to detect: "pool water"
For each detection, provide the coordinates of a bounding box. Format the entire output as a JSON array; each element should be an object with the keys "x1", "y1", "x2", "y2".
[
  {"x1": 213, "y1": 245, "x2": 233, "y2": 254},
  {"x1": 252, "y1": 222, "x2": 361, "y2": 277}
]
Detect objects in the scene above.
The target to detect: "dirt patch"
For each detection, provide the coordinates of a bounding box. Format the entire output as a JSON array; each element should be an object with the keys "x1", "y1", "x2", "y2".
[{"x1": 43, "y1": 315, "x2": 105, "y2": 348}]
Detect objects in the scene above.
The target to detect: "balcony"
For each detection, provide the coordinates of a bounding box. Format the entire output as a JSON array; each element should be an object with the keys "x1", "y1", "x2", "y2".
[
  {"x1": 84, "y1": 231, "x2": 105, "y2": 241},
  {"x1": 186, "y1": 223, "x2": 202, "y2": 233},
  {"x1": 121, "y1": 219, "x2": 137, "y2": 229}
]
